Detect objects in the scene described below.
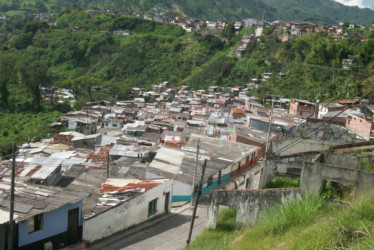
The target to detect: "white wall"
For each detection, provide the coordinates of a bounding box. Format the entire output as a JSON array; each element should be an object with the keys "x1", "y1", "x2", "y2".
[
  {"x1": 68, "y1": 121, "x2": 78, "y2": 130},
  {"x1": 146, "y1": 171, "x2": 191, "y2": 197},
  {"x1": 172, "y1": 180, "x2": 192, "y2": 196},
  {"x1": 102, "y1": 122, "x2": 121, "y2": 129},
  {"x1": 83, "y1": 179, "x2": 173, "y2": 243}
]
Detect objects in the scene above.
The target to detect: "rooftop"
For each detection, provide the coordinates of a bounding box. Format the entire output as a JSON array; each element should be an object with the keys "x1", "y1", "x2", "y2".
[{"x1": 0, "y1": 178, "x2": 85, "y2": 224}]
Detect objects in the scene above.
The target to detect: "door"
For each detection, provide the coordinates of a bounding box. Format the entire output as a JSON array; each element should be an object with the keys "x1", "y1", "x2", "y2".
[
  {"x1": 67, "y1": 208, "x2": 79, "y2": 245},
  {"x1": 164, "y1": 192, "x2": 170, "y2": 214}
]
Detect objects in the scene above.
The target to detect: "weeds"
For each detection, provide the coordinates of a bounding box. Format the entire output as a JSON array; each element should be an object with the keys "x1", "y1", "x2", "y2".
[
  {"x1": 260, "y1": 192, "x2": 324, "y2": 234},
  {"x1": 266, "y1": 176, "x2": 300, "y2": 188},
  {"x1": 188, "y1": 195, "x2": 374, "y2": 250}
]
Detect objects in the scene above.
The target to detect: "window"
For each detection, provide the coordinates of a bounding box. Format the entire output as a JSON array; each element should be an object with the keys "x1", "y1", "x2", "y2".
[
  {"x1": 113, "y1": 123, "x2": 118, "y2": 127},
  {"x1": 28, "y1": 214, "x2": 44, "y2": 233},
  {"x1": 148, "y1": 198, "x2": 158, "y2": 217}
]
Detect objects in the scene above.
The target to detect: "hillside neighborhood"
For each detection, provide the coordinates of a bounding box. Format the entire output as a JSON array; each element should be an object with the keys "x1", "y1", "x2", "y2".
[
  {"x1": 1, "y1": 80, "x2": 374, "y2": 249},
  {"x1": 0, "y1": 3, "x2": 373, "y2": 249}
]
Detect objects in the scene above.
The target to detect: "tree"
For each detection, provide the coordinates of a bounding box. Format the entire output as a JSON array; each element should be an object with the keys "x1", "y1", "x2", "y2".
[
  {"x1": 35, "y1": 1, "x2": 47, "y2": 12},
  {"x1": 221, "y1": 21, "x2": 236, "y2": 40},
  {"x1": 58, "y1": 79, "x2": 80, "y2": 99},
  {"x1": 20, "y1": 60, "x2": 51, "y2": 112},
  {"x1": 0, "y1": 53, "x2": 17, "y2": 108},
  {"x1": 73, "y1": 76, "x2": 99, "y2": 102}
]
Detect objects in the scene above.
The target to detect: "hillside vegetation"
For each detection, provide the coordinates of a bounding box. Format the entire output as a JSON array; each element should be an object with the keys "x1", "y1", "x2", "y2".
[
  {"x1": 1, "y1": 10, "x2": 372, "y2": 101},
  {"x1": 188, "y1": 194, "x2": 374, "y2": 249},
  {"x1": 0, "y1": 10, "x2": 373, "y2": 155},
  {"x1": 1, "y1": 0, "x2": 374, "y2": 25}
]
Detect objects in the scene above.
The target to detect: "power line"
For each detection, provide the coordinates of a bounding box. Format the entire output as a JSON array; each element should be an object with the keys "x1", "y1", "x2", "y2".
[{"x1": 270, "y1": 88, "x2": 374, "y2": 156}]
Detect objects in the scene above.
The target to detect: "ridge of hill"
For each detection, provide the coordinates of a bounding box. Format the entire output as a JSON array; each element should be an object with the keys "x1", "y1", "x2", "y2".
[{"x1": 1, "y1": 0, "x2": 374, "y2": 24}]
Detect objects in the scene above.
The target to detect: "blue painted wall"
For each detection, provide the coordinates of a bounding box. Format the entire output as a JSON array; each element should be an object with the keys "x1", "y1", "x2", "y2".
[
  {"x1": 18, "y1": 200, "x2": 83, "y2": 247},
  {"x1": 172, "y1": 195, "x2": 191, "y2": 202},
  {"x1": 171, "y1": 173, "x2": 232, "y2": 202}
]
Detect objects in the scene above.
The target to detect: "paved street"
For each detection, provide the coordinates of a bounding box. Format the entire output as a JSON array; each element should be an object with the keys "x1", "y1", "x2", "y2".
[{"x1": 88, "y1": 199, "x2": 208, "y2": 250}]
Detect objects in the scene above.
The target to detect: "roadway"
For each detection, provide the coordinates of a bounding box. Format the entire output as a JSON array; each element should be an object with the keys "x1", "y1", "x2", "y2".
[{"x1": 87, "y1": 198, "x2": 208, "y2": 250}]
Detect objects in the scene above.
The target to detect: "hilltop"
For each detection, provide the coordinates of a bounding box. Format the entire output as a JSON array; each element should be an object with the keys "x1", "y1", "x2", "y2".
[{"x1": 1, "y1": 0, "x2": 374, "y2": 24}]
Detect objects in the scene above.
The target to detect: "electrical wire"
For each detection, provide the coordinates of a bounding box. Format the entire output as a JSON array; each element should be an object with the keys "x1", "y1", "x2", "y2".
[{"x1": 270, "y1": 88, "x2": 374, "y2": 157}]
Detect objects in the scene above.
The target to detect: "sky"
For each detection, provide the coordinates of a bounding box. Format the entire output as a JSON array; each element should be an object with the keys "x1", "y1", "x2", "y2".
[{"x1": 334, "y1": 0, "x2": 374, "y2": 10}]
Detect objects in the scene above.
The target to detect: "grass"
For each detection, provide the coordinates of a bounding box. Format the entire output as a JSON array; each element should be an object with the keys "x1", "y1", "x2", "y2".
[
  {"x1": 266, "y1": 176, "x2": 300, "y2": 188},
  {"x1": 358, "y1": 156, "x2": 374, "y2": 172},
  {"x1": 187, "y1": 208, "x2": 237, "y2": 250},
  {"x1": 187, "y1": 194, "x2": 374, "y2": 250}
]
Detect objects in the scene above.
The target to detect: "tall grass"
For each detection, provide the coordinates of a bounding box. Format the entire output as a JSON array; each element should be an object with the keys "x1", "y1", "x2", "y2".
[
  {"x1": 266, "y1": 176, "x2": 300, "y2": 188},
  {"x1": 259, "y1": 192, "x2": 324, "y2": 234},
  {"x1": 187, "y1": 208, "x2": 237, "y2": 250},
  {"x1": 188, "y1": 194, "x2": 374, "y2": 250},
  {"x1": 216, "y1": 207, "x2": 237, "y2": 232}
]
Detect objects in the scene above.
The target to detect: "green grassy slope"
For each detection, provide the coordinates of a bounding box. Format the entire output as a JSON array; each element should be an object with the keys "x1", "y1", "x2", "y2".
[{"x1": 188, "y1": 194, "x2": 374, "y2": 250}]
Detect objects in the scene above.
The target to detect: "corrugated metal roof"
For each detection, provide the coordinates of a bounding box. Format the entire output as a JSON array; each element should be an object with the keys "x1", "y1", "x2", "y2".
[
  {"x1": 97, "y1": 178, "x2": 169, "y2": 206},
  {"x1": 18, "y1": 157, "x2": 62, "y2": 180},
  {"x1": 71, "y1": 134, "x2": 101, "y2": 141},
  {"x1": 0, "y1": 178, "x2": 85, "y2": 222}
]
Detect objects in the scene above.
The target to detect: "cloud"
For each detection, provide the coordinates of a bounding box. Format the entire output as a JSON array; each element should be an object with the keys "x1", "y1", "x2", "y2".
[{"x1": 333, "y1": 0, "x2": 374, "y2": 10}]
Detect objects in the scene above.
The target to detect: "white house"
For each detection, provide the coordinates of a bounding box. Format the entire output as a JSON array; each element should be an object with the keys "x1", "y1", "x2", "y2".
[
  {"x1": 83, "y1": 178, "x2": 173, "y2": 243},
  {"x1": 146, "y1": 135, "x2": 259, "y2": 201}
]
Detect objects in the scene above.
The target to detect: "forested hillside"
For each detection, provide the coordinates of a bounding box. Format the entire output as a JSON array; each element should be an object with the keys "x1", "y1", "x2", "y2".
[
  {"x1": 0, "y1": 0, "x2": 374, "y2": 24},
  {"x1": 0, "y1": 10, "x2": 373, "y2": 155}
]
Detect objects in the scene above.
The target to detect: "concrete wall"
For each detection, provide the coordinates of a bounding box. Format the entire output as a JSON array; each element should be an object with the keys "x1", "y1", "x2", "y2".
[
  {"x1": 272, "y1": 122, "x2": 363, "y2": 156},
  {"x1": 206, "y1": 189, "x2": 301, "y2": 229},
  {"x1": 259, "y1": 160, "x2": 274, "y2": 189},
  {"x1": 300, "y1": 162, "x2": 374, "y2": 199},
  {"x1": 355, "y1": 171, "x2": 374, "y2": 198},
  {"x1": 224, "y1": 164, "x2": 262, "y2": 190},
  {"x1": 18, "y1": 201, "x2": 83, "y2": 247},
  {"x1": 275, "y1": 162, "x2": 302, "y2": 176},
  {"x1": 83, "y1": 179, "x2": 173, "y2": 243},
  {"x1": 271, "y1": 152, "x2": 319, "y2": 177},
  {"x1": 322, "y1": 153, "x2": 358, "y2": 169},
  {"x1": 272, "y1": 138, "x2": 343, "y2": 156}
]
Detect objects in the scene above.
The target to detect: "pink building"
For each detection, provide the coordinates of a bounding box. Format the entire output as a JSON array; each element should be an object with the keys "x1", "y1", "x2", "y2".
[{"x1": 346, "y1": 112, "x2": 374, "y2": 140}]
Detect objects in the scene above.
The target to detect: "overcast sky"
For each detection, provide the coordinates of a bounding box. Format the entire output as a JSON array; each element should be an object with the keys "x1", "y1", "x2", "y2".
[{"x1": 334, "y1": 0, "x2": 374, "y2": 10}]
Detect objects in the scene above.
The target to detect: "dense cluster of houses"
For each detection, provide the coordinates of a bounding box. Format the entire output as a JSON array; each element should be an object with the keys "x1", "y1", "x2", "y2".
[
  {"x1": 1, "y1": 80, "x2": 373, "y2": 249},
  {"x1": 20, "y1": 7, "x2": 372, "y2": 39}
]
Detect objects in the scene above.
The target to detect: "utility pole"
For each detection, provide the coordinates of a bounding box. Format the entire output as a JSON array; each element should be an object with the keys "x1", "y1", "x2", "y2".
[
  {"x1": 265, "y1": 99, "x2": 274, "y2": 159},
  {"x1": 186, "y1": 159, "x2": 207, "y2": 247},
  {"x1": 190, "y1": 139, "x2": 200, "y2": 207},
  {"x1": 106, "y1": 150, "x2": 110, "y2": 178},
  {"x1": 8, "y1": 142, "x2": 16, "y2": 250}
]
